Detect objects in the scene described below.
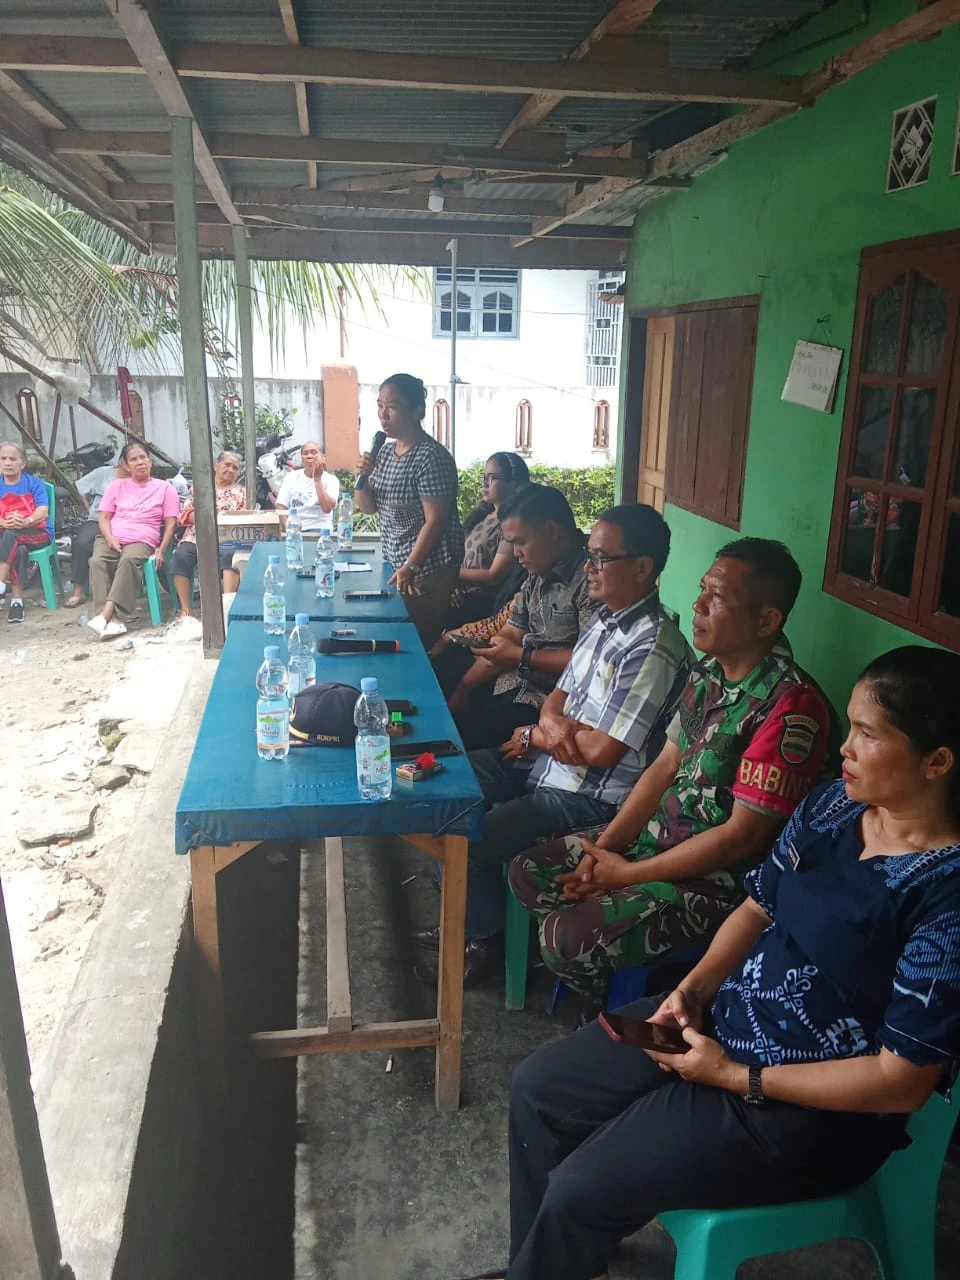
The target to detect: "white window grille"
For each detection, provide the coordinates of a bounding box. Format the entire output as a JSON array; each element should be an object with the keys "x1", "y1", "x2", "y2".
[
  {"x1": 586, "y1": 272, "x2": 625, "y2": 387},
  {"x1": 433, "y1": 267, "x2": 520, "y2": 339}
]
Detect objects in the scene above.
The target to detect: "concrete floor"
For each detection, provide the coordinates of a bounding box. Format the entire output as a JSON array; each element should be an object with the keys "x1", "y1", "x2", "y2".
[{"x1": 287, "y1": 836, "x2": 960, "y2": 1280}]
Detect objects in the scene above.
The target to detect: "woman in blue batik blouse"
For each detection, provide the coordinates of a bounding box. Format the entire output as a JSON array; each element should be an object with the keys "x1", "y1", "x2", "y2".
[{"x1": 466, "y1": 645, "x2": 960, "y2": 1280}]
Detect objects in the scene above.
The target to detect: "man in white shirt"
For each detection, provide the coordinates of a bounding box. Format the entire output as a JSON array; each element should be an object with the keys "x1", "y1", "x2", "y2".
[{"x1": 276, "y1": 441, "x2": 340, "y2": 533}]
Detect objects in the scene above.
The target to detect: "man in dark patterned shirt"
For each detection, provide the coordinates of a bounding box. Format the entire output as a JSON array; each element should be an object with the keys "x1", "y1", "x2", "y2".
[
  {"x1": 449, "y1": 484, "x2": 596, "y2": 750},
  {"x1": 510, "y1": 538, "x2": 840, "y2": 1006}
]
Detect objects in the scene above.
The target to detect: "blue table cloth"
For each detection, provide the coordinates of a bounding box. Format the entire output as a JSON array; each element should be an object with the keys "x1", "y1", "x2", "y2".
[
  {"x1": 176, "y1": 620, "x2": 484, "y2": 854},
  {"x1": 229, "y1": 540, "x2": 409, "y2": 623}
]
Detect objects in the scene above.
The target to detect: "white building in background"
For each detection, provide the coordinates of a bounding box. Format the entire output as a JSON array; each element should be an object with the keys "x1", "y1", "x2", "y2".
[
  {"x1": 253, "y1": 266, "x2": 624, "y2": 469},
  {"x1": 0, "y1": 268, "x2": 623, "y2": 470}
]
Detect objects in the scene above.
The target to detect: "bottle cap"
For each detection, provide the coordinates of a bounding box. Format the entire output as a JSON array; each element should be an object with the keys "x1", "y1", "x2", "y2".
[
  {"x1": 295, "y1": 613, "x2": 309, "y2": 624},
  {"x1": 268, "y1": 553, "x2": 280, "y2": 563},
  {"x1": 264, "y1": 646, "x2": 280, "y2": 659},
  {"x1": 360, "y1": 677, "x2": 378, "y2": 693}
]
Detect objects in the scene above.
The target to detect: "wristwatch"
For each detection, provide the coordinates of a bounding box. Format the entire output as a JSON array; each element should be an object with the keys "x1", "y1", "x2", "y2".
[
  {"x1": 518, "y1": 636, "x2": 535, "y2": 681},
  {"x1": 402, "y1": 560, "x2": 420, "y2": 575},
  {"x1": 518, "y1": 724, "x2": 534, "y2": 754},
  {"x1": 744, "y1": 1064, "x2": 766, "y2": 1106}
]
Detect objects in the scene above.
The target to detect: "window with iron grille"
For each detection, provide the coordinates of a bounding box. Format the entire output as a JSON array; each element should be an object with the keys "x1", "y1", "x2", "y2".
[
  {"x1": 586, "y1": 272, "x2": 624, "y2": 387},
  {"x1": 824, "y1": 231, "x2": 960, "y2": 648},
  {"x1": 432, "y1": 398, "x2": 451, "y2": 449},
  {"x1": 593, "y1": 400, "x2": 611, "y2": 450},
  {"x1": 516, "y1": 399, "x2": 533, "y2": 452},
  {"x1": 433, "y1": 267, "x2": 520, "y2": 338}
]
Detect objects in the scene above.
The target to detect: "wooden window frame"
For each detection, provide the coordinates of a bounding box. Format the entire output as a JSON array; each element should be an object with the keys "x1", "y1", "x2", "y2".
[
  {"x1": 823, "y1": 230, "x2": 960, "y2": 650},
  {"x1": 656, "y1": 296, "x2": 759, "y2": 531},
  {"x1": 592, "y1": 400, "x2": 611, "y2": 450},
  {"x1": 515, "y1": 399, "x2": 533, "y2": 453},
  {"x1": 431, "y1": 398, "x2": 451, "y2": 449}
]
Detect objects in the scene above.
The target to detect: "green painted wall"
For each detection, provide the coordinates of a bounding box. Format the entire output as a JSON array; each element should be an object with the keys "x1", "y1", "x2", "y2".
[{"x1": 623, "y1": 0, "x2": 960, "y2": 713}]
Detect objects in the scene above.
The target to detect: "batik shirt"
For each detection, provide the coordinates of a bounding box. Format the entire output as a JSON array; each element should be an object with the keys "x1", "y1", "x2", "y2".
[
  {"x1": 530, "y1": 592, "x2": 694, "y2": 805},
  {"x1": 367, "y1": 435, "x2": 464, "y2": 576},
  {"x1": 626, "y1": 638, "x2": 838, "y2": 884},
  {"x1": 712, "y1": 781, "x2": 960, "y2": 1085},
  {"x1": 496, "y1": 537, "x2": 595, "y2": 708}
]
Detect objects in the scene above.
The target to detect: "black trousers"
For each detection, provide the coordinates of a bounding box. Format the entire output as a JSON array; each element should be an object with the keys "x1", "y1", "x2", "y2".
[
  {"x1": 507, "y1": 997, "x2": 906, "y2": 1280},
  {"x1": 454, "y1": 690, "x2": 539, "y2": 752},
  {"x1": 71, "y1": 519, "x2": 99, "y2": 590}
]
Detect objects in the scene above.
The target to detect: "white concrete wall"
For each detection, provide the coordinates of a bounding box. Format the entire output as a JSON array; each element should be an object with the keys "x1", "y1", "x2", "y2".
[{"x1": 0, "y1": 372, "x2": 616, "y2": 470}]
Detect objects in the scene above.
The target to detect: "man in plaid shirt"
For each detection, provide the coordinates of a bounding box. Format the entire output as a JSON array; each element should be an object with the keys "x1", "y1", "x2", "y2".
[{"x1": 414, "y1": 504, "x2": 693, "y2": 988}]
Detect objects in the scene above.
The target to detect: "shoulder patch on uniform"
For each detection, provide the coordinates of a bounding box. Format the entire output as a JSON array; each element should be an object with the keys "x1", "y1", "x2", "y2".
[{"x1": 779, "y1": 713, "x2": 820, "y2": 766}]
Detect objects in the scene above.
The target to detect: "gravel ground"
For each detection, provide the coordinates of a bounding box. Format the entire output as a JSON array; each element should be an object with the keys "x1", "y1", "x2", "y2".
[{"x1": 0, "y1": 583, "x2": 203, "y2": 1075}]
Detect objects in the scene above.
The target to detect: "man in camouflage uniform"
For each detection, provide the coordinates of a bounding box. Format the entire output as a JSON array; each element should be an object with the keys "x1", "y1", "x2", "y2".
[{"x1": 509, "y1": 537, "x2": 839, "y2": 1004}]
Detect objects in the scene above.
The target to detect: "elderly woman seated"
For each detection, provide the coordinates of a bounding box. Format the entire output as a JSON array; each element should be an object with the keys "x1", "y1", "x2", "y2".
[
  {"x1": 0, "y1": 441, "x2": 52, "y2": 623},
  {"x1": 464, "y1": 644, "x2": 960, "y2": 1280},
  {"x1": 170, "y1": 450, "x2": 247, "y2": 619},
  {"x1": 86, "y1": 442, "x2": 179, "y2": 640}
]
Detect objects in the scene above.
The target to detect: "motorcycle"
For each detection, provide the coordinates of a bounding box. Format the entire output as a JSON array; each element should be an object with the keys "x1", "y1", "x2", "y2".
[{"x1": 255, "y1": 433, "x2": 302, "y2": 509}]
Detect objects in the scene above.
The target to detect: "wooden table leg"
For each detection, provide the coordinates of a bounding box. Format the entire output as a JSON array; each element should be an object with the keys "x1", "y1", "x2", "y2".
[
  {"x1": 190, "y1": 845, "x2": 227, "y2": 1107},
  {"x1": 435, "y1": 834, "x2": 468, "y2": 1112}
]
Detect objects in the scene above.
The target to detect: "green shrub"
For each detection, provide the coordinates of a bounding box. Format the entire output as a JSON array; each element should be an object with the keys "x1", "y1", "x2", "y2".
[{"x1": 333, "y1": 463, "x2": 616, "y2": 536}]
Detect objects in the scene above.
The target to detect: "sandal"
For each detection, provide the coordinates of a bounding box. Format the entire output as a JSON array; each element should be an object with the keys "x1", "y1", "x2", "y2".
[{"x1": 64, "y1": 593, "x2": 86, "y2": 608}]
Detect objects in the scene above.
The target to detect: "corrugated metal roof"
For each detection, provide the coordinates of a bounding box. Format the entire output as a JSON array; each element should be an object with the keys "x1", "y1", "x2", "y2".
[
  {"x1": 18, "y1": 72, "x2": 167, "y2": 131},
  {"x1": 160, "y1": 0, "x2": 287, "y2": 45},
  {"x1": 296, "y1": 0, "x2": 616, "y2": 60},
  {"x1": 0, "y1": 0, "x2": 116, "y2": 38},
  {"x1": 306, "y1": 86, "x2": 525, "y2": 147}
]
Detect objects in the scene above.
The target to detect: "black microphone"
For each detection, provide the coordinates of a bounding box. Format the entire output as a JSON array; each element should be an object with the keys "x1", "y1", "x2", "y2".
[
  {"x1": 316, "y1": 637, "x2": 400, "y2": 654},
  {"x1": 356, "y1": 430, "x2": 386, "y2": 490}
]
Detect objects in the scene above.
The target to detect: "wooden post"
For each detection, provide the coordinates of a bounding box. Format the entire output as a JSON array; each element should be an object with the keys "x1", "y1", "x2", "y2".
[
  {"x1": 231, "y1": 224, "x2": 258, "y2": 512},
  {"x1": 171, "y1": 116, "x2": 224, "y2": 655},
  {"x1": 0, "y1": 880, "x2": 68, "y2": 1280}
]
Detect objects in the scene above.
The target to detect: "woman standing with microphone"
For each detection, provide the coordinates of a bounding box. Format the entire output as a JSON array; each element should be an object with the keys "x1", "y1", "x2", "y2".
[{"x1": 356, "y1": 373, "x2": 464, "y2": 648}]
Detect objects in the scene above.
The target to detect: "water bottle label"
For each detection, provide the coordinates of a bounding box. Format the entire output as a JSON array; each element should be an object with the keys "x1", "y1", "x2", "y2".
[
  {"x1": 257, "y1": 710, "x2": 288, "y2": 748},
  {"x1": 264, "y1": 596, "x2": 285, "y2": 626},
  {"x1": 358, "y1": 739, "x2": 391, "y2": 783}
]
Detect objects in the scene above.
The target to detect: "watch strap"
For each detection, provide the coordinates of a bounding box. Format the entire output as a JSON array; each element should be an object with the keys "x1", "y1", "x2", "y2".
[{"x1": 745, "y1": 1063, "x2": 765, "y2": 1105}]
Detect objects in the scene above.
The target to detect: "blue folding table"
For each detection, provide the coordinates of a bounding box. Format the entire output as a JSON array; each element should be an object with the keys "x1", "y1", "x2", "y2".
[
  {"x1": 177, "y1": 618, "x2": 483, "y2": 1112},
  {"x1": 229, "y1": 540, "x2": 409, "y2": 623}
]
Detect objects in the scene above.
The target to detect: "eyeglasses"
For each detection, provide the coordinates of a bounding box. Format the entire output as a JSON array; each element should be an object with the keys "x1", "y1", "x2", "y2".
[
  {"x1": 585, "y1": 551, "x2": 643, "y2": 570},
  {"x1": 482, "y1": 474, "x2": 505, "y2": 485}
]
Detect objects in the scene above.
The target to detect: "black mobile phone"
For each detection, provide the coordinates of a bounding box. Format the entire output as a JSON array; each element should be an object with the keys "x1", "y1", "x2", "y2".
[
  {"x1": 343, "y1": 589, "x2": 392, "y2": 600},
  {"x1": 386, "y1": 699, "x2": 417, "y2": 715},
  {"x1": 599, "y1": 1013, "x2": 689, "y2": 1054},
  {"x1": 391, "y1": 739, "x2": 462, "y2": 760},
  {"x1": 450, "y1": 633, "x2": 492, "y2": 649}
]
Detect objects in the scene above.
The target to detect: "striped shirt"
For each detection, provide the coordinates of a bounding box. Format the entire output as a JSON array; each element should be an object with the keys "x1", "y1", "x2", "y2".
[
  {"x1": 530, "y1": 592, "x2": 694, "y2": 805},
  {"x1": 368, "y1": 435, "x2": 464, "y2": 576}
]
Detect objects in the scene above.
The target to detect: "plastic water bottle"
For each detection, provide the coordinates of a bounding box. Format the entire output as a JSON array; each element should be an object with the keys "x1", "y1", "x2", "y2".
[
  {"x1": 315, "y1": 535, "x2": 335, "y2": 598},
  {"x1": 337, "y1": 491, "x2": 354, "y2": 551},
  {"x1": 263, "y1": 553, "x2": 286, "y2": 635},
  {"x1": 354, "y1": 676, "x2": 392, "y2": 800},
  {"x1": 256, "y1": 645, "x2": 290, "y2": 760},
  {"x1": 287, "y1": 612, "x2": 317, "y2": 696},
  {"x1": 285, "y1": 504, "x2": 304, "y2": 569}
]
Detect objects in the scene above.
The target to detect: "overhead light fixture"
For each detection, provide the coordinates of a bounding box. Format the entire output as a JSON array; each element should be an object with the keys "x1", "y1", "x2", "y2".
[{"x1": 428, "y1": 175, "x2": 445, "y2": 213}]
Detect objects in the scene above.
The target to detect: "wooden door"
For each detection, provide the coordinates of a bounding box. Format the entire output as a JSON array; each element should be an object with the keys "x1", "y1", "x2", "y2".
[{"x1": 638, "y1": 316, "x2": 674, "y2": 513}]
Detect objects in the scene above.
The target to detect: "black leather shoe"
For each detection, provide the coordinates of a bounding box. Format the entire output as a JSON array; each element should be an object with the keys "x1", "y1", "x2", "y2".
[
  {"x1": 415, "y1": 935, "x2": 504, "y2": 988},
  {"x1": 409, "y1": 925, "x2": 441, "y2": 950}
]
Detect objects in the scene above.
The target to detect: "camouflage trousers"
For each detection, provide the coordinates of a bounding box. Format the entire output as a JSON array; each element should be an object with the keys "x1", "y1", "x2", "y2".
[{"x1": 508, "y1": 832, "x2": 742, "y2": 1000}]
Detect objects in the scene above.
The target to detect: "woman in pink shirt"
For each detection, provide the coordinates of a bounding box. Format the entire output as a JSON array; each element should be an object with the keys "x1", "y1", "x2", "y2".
[{"x1": 86, "y1": 442, "x2": 179, "y2": 640}]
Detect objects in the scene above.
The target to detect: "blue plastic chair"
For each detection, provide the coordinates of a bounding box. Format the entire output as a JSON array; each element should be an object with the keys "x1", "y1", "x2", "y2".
[
  {"x1": 659, "y1": 1086, "x2": 959, "y2": 1280},
  {"x1": 27, "y1": 481, "x2": 63, "y2": 610}
]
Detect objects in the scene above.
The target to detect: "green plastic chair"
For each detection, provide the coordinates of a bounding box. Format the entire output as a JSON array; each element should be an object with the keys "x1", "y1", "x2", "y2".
[
  {"x1": 27, "y1": 481, "x2": 63, "y2": 610},
  {"x1": 659, "y1": 1086, "x2": 959, "y2": 1280},
  {"x1": 504, "y1": 875, "x2": 530, "y2": 1010}
]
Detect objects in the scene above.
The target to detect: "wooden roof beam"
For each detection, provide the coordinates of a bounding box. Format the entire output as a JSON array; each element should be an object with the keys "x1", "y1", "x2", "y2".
[
  {"x1": 136, "y1": 204, "x2": 632, "y2": 241},
  {"x1": 147, "y1": 224, "x2": 628, "y2": 269},
  {"x1": 276, "y1": 0, "x2": 316, "y2": 189},
  {"x1": 110, "y1": 183, "x2": 563, "y2": 218},
  {"x1": 49, "y1": 129, "x2": 651, "y2": 180},
  {"x1": 497, "y1": 0, "x2": 664, "y2": 148},
  {"x1": 0, "y1": 36, "x2": 806, "y2": 106},
  {"x1": 98, "y1": 3, "x2": 243, "y2": 227}
]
